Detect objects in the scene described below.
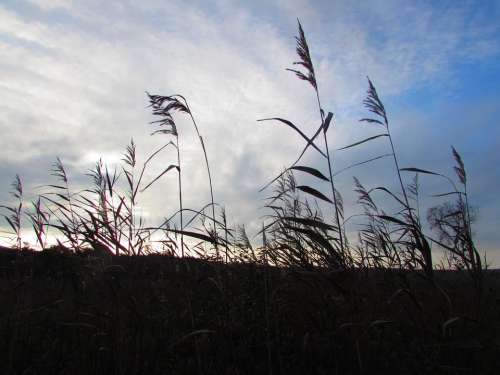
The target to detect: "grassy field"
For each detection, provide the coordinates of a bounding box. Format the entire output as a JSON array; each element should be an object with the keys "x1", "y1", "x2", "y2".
[{"x1": 0, "y1": 248, "x2": 499, "y2": 374}]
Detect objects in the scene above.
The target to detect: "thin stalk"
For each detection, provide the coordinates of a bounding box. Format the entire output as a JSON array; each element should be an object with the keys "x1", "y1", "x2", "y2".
[
  {"x1": 129, "y1": 167, "x2": 135, "y2": 255},
  {"x1": 65, "y1": 186, "x2": 78, "y2": 250},
  {"x1": 387, "y1": 127, "x2": 412, "y2": 218},
  {"x1": 59, "y1": 166, "x2": 80, "y2": 252},
  {"x1": 130, "y1": 203, "x2": 135, "y2": 255},
  {"x1": 386, "y1": 124, "x2": 433, "y2": 275},
  {"x1": 112, "y1": 192, "x2": 120, "y2": 255},
  {"x1": 463, "y1": 187, "x2": 478, "y2": 269},
  {"x1": 314, "y1": 89, "x2": 345, "y2": 257},
  {"x1": 175, "y1": 135, "x2": 184, "y2": 257},
  {"x1": 463, "y1": 185, "x2": 482, "y2": 295},
  {"x1": 180, "y1": 96, "x2": 218, "y2": 258},
  {"x1": 223, "y1": 208, "x2": 229, "y2": 263}
]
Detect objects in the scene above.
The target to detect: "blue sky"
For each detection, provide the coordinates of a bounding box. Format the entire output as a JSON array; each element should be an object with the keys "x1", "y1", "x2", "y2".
[{"x1": 0, "y1": 0, "x2": 499, "y2": 264}]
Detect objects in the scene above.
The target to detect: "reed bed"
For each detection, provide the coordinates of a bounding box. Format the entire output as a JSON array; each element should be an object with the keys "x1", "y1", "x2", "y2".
[{"x1": 0, "y1": 20, "x2": 497, "y2": 374}]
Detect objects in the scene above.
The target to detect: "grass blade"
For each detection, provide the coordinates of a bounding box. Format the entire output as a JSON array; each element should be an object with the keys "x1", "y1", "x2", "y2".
[
  {"x1": 141, "y1": 165, "x2": 179, "y2": 192},
  {"x1": 258, "y1": 117, "x2": 326, "y2": 158},
  {"x1": 296, "y1": 185, "x2": 332, "y2": 203},
  {"x1": 338, "y1": 134, "x2": 388, "y2": 151},
  {"x1": 290, "y1": 166, "x2": 329, "y2": 181}
]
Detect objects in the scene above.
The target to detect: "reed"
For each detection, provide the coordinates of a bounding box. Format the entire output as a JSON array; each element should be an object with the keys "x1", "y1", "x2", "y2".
[
  {"x1": 0, "y1": 19, "x2": 486, "y2": 282},
  {"x1": 146, "y1": 93, "x2": 218, "y2": 257},
  {"x1": 0, "y1": 175, "x2": 23, "y2": 249},
  {"x1": 259, "y1": 21, "x2": 346, "y2": 270}
]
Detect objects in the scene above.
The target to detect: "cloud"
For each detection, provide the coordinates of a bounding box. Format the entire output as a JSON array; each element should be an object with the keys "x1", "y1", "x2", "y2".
[
  {"x1": 26, "y1": 0, "x2": 72, "y2": 11},
  {"x1": 0, "y1": 0, "x2": 498, "y2": 264}
]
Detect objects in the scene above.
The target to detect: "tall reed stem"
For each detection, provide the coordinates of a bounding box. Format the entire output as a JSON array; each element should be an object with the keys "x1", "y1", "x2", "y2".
[
  {"x1": 175, "y1": 135, "x2": 184, "y2": 257},
  {"x1": 314, "y1": 89, "x2": 345, "y2": 256},
  {"x1": 178, "y1": 95, "x2": 218, "y2": 258}
]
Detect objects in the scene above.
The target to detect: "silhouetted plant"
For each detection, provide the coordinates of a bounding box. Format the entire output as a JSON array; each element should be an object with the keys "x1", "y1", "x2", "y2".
[
  {"x1": 147, "y1": 93, "x2": 185, "y2": 255},
  {"x1": 147, "y1": 93, "x2": 218, "y2": 257},
  {"x1": 0, "y1": 175, "x2": 23, "y2": 249},
  {"x1": 0, "y1": 19, "x2": 487, "y2": 287},
  {"x1": 287, "y1": 20, "x2": 346, "y2": 255},
  {"x1": 353, "y1": 176, "x2": 403, "y2": 269},
  {"x1": 427, "y1": 147, "x2": 483, "y2": 292},
  {"x1": 27, "y1": 197, "x2": 49, "y2": 250},
  {"x1": 41, "y1": 157, "x2": 84, "y2": 251},
  {"x1": 259, "y1": 20, "x2": 346, "y2": 269},
  {"x1": 346, "y1": 78, "x2": 434, "y2": 278},
  {"x1": 264, "y1": 171, "x2": 347, "y2": 269}
]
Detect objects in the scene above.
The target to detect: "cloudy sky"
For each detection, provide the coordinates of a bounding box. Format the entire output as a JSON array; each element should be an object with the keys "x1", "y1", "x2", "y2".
[{"x1": 0, "y1": 0, "x2": 499, "y2": 264}]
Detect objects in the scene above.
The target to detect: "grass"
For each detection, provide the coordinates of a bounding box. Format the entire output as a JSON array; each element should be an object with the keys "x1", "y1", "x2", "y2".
[
  {"x1": 0, "y1": 19, "x2": 498, "y2": 374},
  {"x1": 0, "y1": 248, "x2": 498, "y2": 374}
]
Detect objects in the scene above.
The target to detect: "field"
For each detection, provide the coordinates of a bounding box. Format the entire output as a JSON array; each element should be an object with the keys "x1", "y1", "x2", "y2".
[{"x1": 0, "y1": 248, "x2": 499, "y2": 374}]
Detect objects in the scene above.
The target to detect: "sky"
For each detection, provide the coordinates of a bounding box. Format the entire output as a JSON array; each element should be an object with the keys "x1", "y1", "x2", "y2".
[{"x1": 0, "y1": 0, "x2": 499, "y2": 265}]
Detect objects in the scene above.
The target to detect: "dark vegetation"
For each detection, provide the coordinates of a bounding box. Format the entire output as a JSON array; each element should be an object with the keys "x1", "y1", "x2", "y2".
[{"x1": 0, "y1": 20, "x2": 498, "y2": 374}]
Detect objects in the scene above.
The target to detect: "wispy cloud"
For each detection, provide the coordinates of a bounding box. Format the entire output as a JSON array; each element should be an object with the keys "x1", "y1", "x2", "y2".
[{"x1": 0, "y1": 0, "x2": 499, "y2": 263}]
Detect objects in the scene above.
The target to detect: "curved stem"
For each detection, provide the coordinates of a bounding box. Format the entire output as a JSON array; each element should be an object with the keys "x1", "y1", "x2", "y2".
[{"x1": 182, "y1": 98, "x2": 218, "y2": 259}]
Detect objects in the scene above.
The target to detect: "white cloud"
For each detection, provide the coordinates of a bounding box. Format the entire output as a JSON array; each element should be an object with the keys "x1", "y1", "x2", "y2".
[
  {"x1": 0, "y1": 1, "x2": 498, "y2": 263},
  {"x1": 26, "y1": 0, "x2": 72, "y2": 11}
]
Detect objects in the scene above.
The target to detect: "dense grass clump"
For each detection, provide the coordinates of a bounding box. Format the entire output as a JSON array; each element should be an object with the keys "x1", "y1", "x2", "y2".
[{"x1": 0, "y1": 19, "x2": 497, "y2": 374}]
